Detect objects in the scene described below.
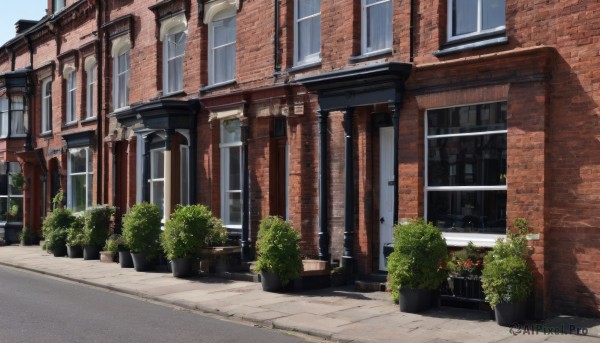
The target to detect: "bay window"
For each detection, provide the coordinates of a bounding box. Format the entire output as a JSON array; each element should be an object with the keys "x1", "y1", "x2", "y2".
[
  {"x1": 0, "y1": 96, "x2": 7, "y2": 138},
  {"x1": 149, "y1": 149, "x2": 165, "y2": 220},
  {"x1": 220, "y1": 119, "x2": 242, "y2": 228},
  {"x1": 10, "y1": 95, "x2": 26, "y2": 136}
]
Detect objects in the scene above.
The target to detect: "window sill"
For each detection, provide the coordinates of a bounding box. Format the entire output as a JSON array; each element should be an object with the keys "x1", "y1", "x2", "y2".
[
  {"x1": 62, "y1": 122, "x2": 78, "y2": 129},
  {"x1": 200, "y1": 80, "x2": 236, "y2": 93},
  {"x1": 287, "y1": 61, "x2": 322, "y2": 73},
  {"x1": 10, "y1": 134, "x2": 27, "y2": 138},
  {"x1": 443, "y1": 232, "x2": 505, "y2": 248},
  {"x1": 80, "y1": 117, "x2": 97, "y2": 124},
  {"x1": 349, "y1": 48, "x2": 393, "y2": 63},
  {"x1": 160, "y1": 90, "x2": 187, "y2": 99},
  {"x1": 433, "y1": 36, "x2": 509, "y2": 57},
  {"x1": 39, "y1": 131, "x2": 53, "y2": 138}
]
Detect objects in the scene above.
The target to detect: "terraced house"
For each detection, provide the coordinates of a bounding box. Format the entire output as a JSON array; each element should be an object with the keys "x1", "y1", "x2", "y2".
[{"x1": 0, "y1": 0, "x2": 599, "y2": 317}]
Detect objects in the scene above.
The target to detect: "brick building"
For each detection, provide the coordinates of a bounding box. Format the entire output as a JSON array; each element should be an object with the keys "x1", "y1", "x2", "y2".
[{"x1": 0, "y1": 0, "x2": 599, "y2": 316}]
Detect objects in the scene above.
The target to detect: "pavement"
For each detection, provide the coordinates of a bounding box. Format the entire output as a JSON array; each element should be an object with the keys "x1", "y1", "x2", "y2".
[{"x1": 0, "y1": 246, "x2": 599, "y2": 343}]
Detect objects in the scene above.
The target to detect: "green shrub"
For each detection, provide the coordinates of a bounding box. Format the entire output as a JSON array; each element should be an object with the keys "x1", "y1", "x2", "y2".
[
  {"x1": 82, "y1": 205, "x2": 115, "y2": 247},
  {"x1": 19, "y1": 226, "x2": 34, "y2": 246},
  {"x1": 387, "y1": 218, "x2": 448, "y2": 302},
  {"x1": 161, "y1": 205, "x2": 227, "y2": 260},
  {"x1": 104, "y1": 234, "x2": 127, "y2": 253},
  {"x1": 254, "y1": 216, "x2": 302, "y2": 286},
  {"x1": 66, "y1": 216, "x2": 85, "y2": 247},
  {"x1": 481, "y1": 218, "x2": 533, "y2": 309},
  {"x1": 42, "y1": 208, "x2": 75, "y2": 252},
  {"x1": 122, "y1": 202, "x2": 162, "y2": 260}
]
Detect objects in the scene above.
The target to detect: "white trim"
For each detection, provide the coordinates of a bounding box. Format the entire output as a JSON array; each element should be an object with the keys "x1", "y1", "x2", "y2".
[
  {"x1": 427, "y1": 129, "x2": 507, "y2": 139},
  {"x1": 85, "y1": 61, "x2": 97, "y2": 119},
  {"x1": 447, "y1": 0, "x2": 505, "y2": 42},
  {"x1": 41, "y1": 78, "x2": 52, "y2": 133},
  {"x1": 204, "y1": 0, "x2": 237, "y2": 24},
  {"x1": 149, "y1": 148, "x2": 166, "y2": 220},
  {"x1": 208, "y1": 11, "x2": 236, "y2": 85},
  {"x1": 113, "y1": 48, "x2": 130, "y2": 111},
  {"x1": 159, "y1": 13, "x2": 188, "y2": 41},
  {"x1": 443, "y1": 232, "x2": 504, "y2": 247},
  {"x1": 361, "y1": 0, "x2": 392, "y2": 55},
  {"x1": 65, "y1": 70, "x2": 77, "y2": 123},
  {"x1": 294, "y1": 0, "x2": 322, "y2": 66},
  {"x1": 111, "y1": 36, "x2": 131, "y2": 58},
  {"x1": 220, "y1": 119, "x2": 242, "y2": 229},
  {"x1": 84, "y1": 56, "x2": 97, "y2": 71}
]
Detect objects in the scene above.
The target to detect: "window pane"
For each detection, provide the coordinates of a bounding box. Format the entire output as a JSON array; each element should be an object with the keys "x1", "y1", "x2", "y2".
[
  {"x1": 8, "y1": 196, "x2": 23, "y2": 222},
  {"x1": 70, "y1": 148, "x2": 87, "y2": 173},
  {"x1": 427, "y1": 190, "x2": 506, "y2": 234},
  {"x1": 8, "y1": 163, "x2": 23, "y2": 195},
  {"x1": 228, "y1": 146, "x2": 241, "y2": 190},
  {"x1": 427, "y1": 102, "x2": 507, "y2": 135},
  {"x1": 482, "y1": 0, "x2": 505, "y2": 30},
  {"x1": 151, "y1": 150, "x2": 164, "y2": 178},
  {"x1": 298, "y1": 0, "x2": 320, "y2": 18},
  {"x1": 227, "y1": 192, "x2": 241, "y2": 225},
  {"x1": 453, "y1": 0, "x2": 477, "y2": 36},
  {"x1": 11, "y1": 95, "x2": 25, "y2": 135},
  {"x1": 428, "y1": 134, "x2": 506, "y2": 187},
  {"x1": 151, "y1": 180, "x2": 165, "y2": 219},
  {"x1": 87, "y1": 173, "x2": 93, "y2": 210},
  {"x1": 214, "y1": 17, "x2": 235, "y2": 47},
  {"x1": 71, "y1": 174, "x2": 87, "y2": 212},
  {"x1": 366, "y1": 1, "x2": 392, "y2": 52},
  {"x1": 298, "y1": 16, "x2": 321, "y2": 62},
  {"x1": 0, "y1": 198, "x2": 7, "y2": 222},
  {"x1": 221, "y1": 119, "x2": 241, "y2": 144}
]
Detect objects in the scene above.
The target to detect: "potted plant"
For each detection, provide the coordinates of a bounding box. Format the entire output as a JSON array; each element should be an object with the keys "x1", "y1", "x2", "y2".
[
  {"x1": 81, "y1": 205, "x2": 115, "y2": 260},
  {"x1": 101, "y1": 234, "x2": 124, "y2": 263},
  {"x1": 254, "y1": 216, "x2": 303, "y2": 292},
  {"x1": 19, "y1": 226, "x2": 34, "y2": 246},
  {"x1": 122, "y1": 202, "x2": 162, "y2": 272},
  {"x1": 161, "y1": 205, "x2": 227, "y2": 278},
  {"x1": 66, "y1": 217, "x2": 85, "y2": 258},
  {"x1": 113, "y1": 234, "x2": 134, "y2": 268},
  {"x1": 446, "y1": 242, "x2": 485, "y2": 300},
  {"x1": 387, "y1": 218, "x2": 448, "y2": 313},
  {"x1": 481, "y1": 218, "x2": 533, "y2": 326},
  {"x1": 42, "y1": 207, "x2": 75, "y2": 257}
]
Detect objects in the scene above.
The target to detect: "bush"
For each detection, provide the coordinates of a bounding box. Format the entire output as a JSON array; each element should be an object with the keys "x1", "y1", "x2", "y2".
[
  {"x1": 481, "y1": 218, "x2": 533, "y2": 309},
  {"x1": 82, "y1": 205, "x2": 115, "y2": 247},
  {"x1": 104, "y1": 234, "x2": 127, "y2": 253},
  {"x1": 66, "y1": 216, "x2": 85, "y2": 247},
  {"x1": 19, "y1": 226, "x2": 34, "y2": 246},
  {"x1": 387, "y1": 218, "x2": 448, "y2": 302},
  {"x1": 42, "y1": 208, "x2": 76, "y2": 252},
  {"x1": 161, "y1": 205, "x2": 227, "y2": 260},
  {"x1": 122, "y1": 202, "x2": 162, "y2": 260},
  {"x1": 254, "y1": 216, "x2": 302, "y2": 286}
]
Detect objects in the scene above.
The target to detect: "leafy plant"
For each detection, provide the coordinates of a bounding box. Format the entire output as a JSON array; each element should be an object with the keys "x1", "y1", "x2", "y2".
[
  {"x1": 82, "y1": 205, "x2": 115, "y2": 247},
  {"x1": 447, "y1": 242, "x2": 484, "y2": 277},
  {"x1": 66, "y1": 216, "x2": 85, "y2": 247},
  {"x1": 254, "y1": 216, "x2": 303, "y2": 286},
  {"x1": 161, "y1": 205, "x2": 227, "y2": 260},
  {"x1": 387, "y1": 218, "x2": 448, "y2": 302},
  {"x1": 52, "y1": 189, "x2": 65, "y2": 209},
  {"x1": 42, "y1": 207, "x2": 75, "y2": 252},
  {"x1": 104, "y1": 234, "x2": 127, "y2": 253},
  {"x1": 11, "y1": 171, "x2": 24, "y2": 191},
  {"x1": 122, "y1": 202, "x2": 162, "y2": 261},
  {"x1": 19, "y1": 226, "x2": 33, "y2": 246},
  {"x1": 481, "y1": 218, "x2": 533, "y2": 309}
]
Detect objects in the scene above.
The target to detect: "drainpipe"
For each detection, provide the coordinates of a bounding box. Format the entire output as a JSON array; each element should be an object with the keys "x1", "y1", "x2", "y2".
[
  {"x1": 273, "y1": 0, "x2": 281, "y2": 77},
  {"x1": 240, "y1": 120, "x2": 251, "y2": 262},
  {"x1": 96, "y1": 0, "x2": 103, "y2": 205}
]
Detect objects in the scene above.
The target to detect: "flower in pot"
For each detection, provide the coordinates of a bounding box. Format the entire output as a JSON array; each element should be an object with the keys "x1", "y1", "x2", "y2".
[
  {"x1": 82, "y1": 205, "x2": 116, "y2": 260},
  {"x1": 161, "y1": 205, "x2": 226, "y2": 278},
  {"x1": 387, "y1": 218, "x2": 448, "y2": 313},
  {"x1": 254, "y1": 216, "x2": 302, "y2": 292},
  {"x1": 481, "y1": 218, "x2": 533, "y2": 326},
  {"x1": 42, "y1": 207, "x2": 76, "y2": 257},
  {"x1": 446, "y1": 241, "x2": 485, "y2": 299},
  {"x1": 66, "y1": 217, "x2": 85, "y2": 258},
  {"x1": 122, "y1": 202, "x2": 162, "y2": 272}
]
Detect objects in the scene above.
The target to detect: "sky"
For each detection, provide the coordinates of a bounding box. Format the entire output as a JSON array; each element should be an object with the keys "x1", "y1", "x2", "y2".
[{"x1": 0, "y1": 1, "x2": 48, "y2": 47}]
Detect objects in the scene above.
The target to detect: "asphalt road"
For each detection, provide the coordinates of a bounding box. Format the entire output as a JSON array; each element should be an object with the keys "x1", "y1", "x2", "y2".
[{"x1": 0, "y1": 265, "x2": 311, "y2": 343}]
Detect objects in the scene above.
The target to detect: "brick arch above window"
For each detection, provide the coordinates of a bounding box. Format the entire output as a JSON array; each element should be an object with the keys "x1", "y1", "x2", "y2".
[
  {"x1": 203, "y1": 0, "x2": 239, "y2": 24},
  {"x1": 159, "y1": 13, "x2": 187, "y2": 42}
]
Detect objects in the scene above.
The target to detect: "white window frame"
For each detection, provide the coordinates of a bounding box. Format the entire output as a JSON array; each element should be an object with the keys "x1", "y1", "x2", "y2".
[
  {"x1": 361, "y1": 0, "x2": 393, "y2": 55},
  {"x1": 85, "y1": 61, "x2": 97, "y2": 119},
  {"x1": 67, "y1": 147, "x2": 93, "y2": 213},
  {"x1": 447, "y1": 0, "x2": 506, "y2": 42},
  {"x1": 0, "y1": 96, "x2": 8, "y2": 138},
  {"x1": 424, "y1": 101, "x2": 507, "y2": 247},
  {"x1": 112, "y1": 44, "x2": 130, "y2": 111},
  {"x1": 10, "y1": 94, "x2": 26, "y2": 137},
  {"x1": 163, "y1": 29, "x2": 187, "y2": 94},
  {"x1": 220, "y1": 120, "x2": 242, "y2": 229},
  {"x1": 294, "y1": 0, "x2": 321, "y2": 66},
  {"x1": 54, "y1": 0, "x2": 65, "y2": 13},
  {"x1": 180, "y1": 145, "x2": 190, "y2": 206},
  {"x1": 209, "y1": 10, "x2": 236, "y2": 86},
  {"x1": 0, "y1": 162, "x2": 24, "y2": 224},
  {"x1": 41, "y1": 78, "x2": 52, "y2": 133},
  {"x1": 66, "y1": 70, "x2": 77, "y2": 124},
  {"x1": 149, "y1": 148, "x2": 165, "y2": 220}
]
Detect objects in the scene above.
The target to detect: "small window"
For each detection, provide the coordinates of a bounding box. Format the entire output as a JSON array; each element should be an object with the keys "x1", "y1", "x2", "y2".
[
  {"x1": 113, "y1": 47, "x2": 130, "y2": 111},
  {"x1": 295, "y1": 0, "x2": 321, "y2": 65},
  {"x1": 67, "y1": 147, "x2": 93, "y2": 212},
  {"x1": 41, "y1": 78, "x2": 52, "y2": 132},
  {"x1": 210, "y1": 11, "x2": 236, "y2": 85},
  {"x1": 10, "y1": 95, "x2": 26, "y2": 136},
  {"x1": 66, "y1": 71, "x2": 77, "y2": 123},
  {"x1": 0, "y1": 96, "x2": 8, "y2": 138},
  {"x1": 86, "y1": 62, "x2": 97, "y2": 119},
  {"x1": 362, "y1": 0, "x2": 392, "y2": 54},
  {"x1": 163, "y1": 30, "x2": 187, "y2": 94},
  {"x1": 448, "y1": 0, "x2": 505, "y2": 41},
  {"x1": 220, "y1": 119, "x2": 242, "y2": 228},
  {"x1": 149, "y1": 149, "x2": 165, "y2": 220}
]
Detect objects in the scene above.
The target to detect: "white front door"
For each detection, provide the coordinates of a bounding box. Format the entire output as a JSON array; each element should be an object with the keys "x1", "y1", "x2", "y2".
[{"x1": 379, "y1": 127, "x2": 394, "y2": 271}]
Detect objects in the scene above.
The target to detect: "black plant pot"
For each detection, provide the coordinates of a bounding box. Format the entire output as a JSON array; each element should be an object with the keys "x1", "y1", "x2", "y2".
[
  {"x1": 131, "y1": 253, "x2": 155, "y2": 272},
  {"x1": 170, "y1": 258, "x2": 195, "y2": 278},
  {"x1": 398, "y1": 288, "x2": 432, "y2": 313},
  {"x1": 119, "y1": 251, "x2": 134, "y2": 268},
  {"x1": 260, "y1": 271, "x2": 283, "y2": 292},
  {"x1": 67, "y1": 245, "x2": 83, "y2": 258},
  {"x1": 83, "y1": 245, "x2": 101, "y2": 260},
  {"x1": 51, "y1": 245, "x2": 67, "y2": 257},
  {"x1": 495, "y1": 301, "x2": 527, "y2": 326}
]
